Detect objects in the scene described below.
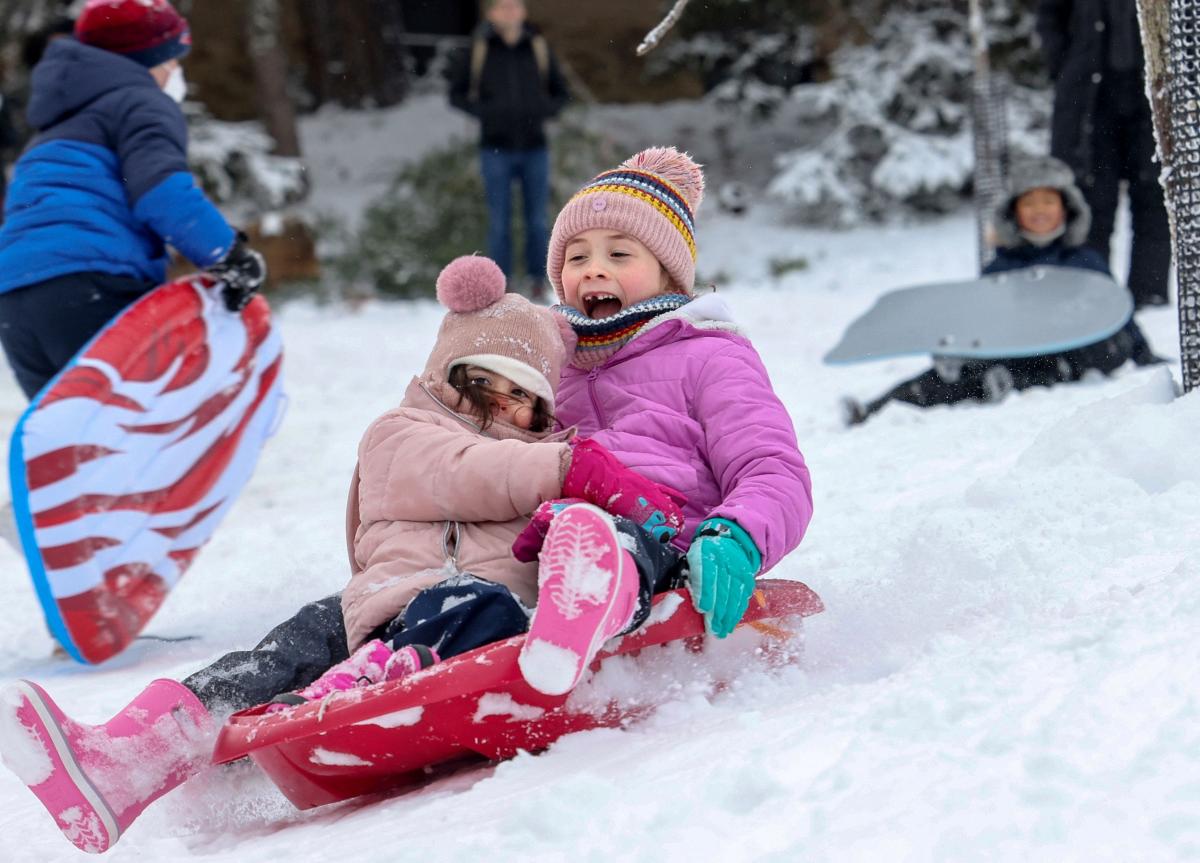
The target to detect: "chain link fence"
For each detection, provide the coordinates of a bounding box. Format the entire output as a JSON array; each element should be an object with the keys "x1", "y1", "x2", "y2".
[{"x1": 1168, "y1": 1, "x2": 1200, "y2": 392}]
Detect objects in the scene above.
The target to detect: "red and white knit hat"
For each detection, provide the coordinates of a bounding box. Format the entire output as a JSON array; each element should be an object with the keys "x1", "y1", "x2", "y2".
[
  {"x1": 546, "y1": 147, "x2": 705, "y2": 302},
  {"x1": 75, "y1": 0, "x2": 191, "y2": 68},
  {"x1": 424, "y1": 256, "x2": 573, "y2": 410}
]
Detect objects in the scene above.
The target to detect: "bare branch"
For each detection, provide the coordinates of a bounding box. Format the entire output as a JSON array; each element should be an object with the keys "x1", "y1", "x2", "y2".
[{"x1": 636, "y1": 0, "x2": 693, "y2": 57}]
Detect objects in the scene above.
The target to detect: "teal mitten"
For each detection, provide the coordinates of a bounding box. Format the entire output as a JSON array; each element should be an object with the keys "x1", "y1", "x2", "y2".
[{"x1": 685, "y1": 518, "x2": 762, "y2": 638}]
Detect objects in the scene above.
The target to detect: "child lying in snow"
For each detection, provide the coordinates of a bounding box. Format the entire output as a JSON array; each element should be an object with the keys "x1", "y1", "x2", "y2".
[{"x1": 843, "y1": 155, "x2": 1161, "y2": 425}]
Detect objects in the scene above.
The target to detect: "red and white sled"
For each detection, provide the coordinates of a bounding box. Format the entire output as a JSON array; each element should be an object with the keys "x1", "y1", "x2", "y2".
[
  {"x1": 8, "y1": 274, "x2": 284, "y2": 664},
  {"x1": 212, "y1": 579, "x2": 823, "y2": 810}
]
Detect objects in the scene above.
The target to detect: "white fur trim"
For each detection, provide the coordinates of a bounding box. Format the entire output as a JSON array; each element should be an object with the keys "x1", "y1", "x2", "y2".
[
  {"x1": 636, "y1": 291, "x2": 744, "y2": 341},
  {"x1": 682, "y1": 292, "x2": 736, "y2": 323},
  {"x1": 450, "y1": 354, "x2": 555, "y2": 408}
]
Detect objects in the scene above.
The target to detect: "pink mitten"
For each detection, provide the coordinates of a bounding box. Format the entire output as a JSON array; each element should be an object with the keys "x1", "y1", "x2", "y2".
[
  {"x1": 561, "y1": 439, "x2": 687, "y2": 542},
  {"x1": 513, "y1": 498, "x2": 586, "y2": 562}
]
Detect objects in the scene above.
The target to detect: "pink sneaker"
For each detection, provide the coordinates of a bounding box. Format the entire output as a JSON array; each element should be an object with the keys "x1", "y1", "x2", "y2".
[
  {"x1": 518, "y1": 503, "x2": 639, "y2": 696},
  {"x1": 268, "y1": 641, "x2": 438, "y2": 711}
]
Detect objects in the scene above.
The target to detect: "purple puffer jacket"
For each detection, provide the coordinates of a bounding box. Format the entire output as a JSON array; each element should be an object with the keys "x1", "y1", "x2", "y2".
[{"x1": 555, "y1": 294, "x2": 812, "y2": 571}]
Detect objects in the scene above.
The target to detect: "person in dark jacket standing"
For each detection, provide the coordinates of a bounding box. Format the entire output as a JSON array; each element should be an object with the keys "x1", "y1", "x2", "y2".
[
  {"x1": 0, "y1": 0, "x2": 265, "y2": 401},
  {"x1": 448, "y1": 0, "x2": 570, "y2": 299},
  {"x1": 844, "y1": 156, "x2": 1160, "y2": 426},
  {"x1": 1036, "y1": 0, "x2": 1171, "y2": 308}
]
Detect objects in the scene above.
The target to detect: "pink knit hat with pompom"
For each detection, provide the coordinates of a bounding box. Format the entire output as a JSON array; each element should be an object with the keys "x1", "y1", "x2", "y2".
[
  {"x1": 547, "y1": 147, "x2": 705, "y2": 302},
  {"x1": 423, "y1": 255, "x2": 571, "y2": 409}
]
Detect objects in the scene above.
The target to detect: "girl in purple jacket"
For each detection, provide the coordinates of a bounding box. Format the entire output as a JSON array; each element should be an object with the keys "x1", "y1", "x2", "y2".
[{"x1": 514, "y1": 147, "x2": 814, "y2": 696}]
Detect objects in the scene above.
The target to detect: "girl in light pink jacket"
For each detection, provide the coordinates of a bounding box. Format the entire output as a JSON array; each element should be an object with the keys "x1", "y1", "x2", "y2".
[{"x1": 0, "y1": 255, "x2": 686, "y2": 854}]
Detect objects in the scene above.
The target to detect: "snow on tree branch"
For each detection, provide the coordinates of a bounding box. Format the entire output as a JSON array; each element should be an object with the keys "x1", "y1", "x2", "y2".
[{"x1": 636, "y1": 0, "x2": 693, "y2": 57}]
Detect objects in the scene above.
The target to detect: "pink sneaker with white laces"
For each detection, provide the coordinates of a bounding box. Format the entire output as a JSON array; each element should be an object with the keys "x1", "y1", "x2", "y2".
[
  {"x1": 268, "y1": 641, "x2": 438, "y2": 711},
  {"x1": 518, "y1": 503, "x2": 639, "y2": 696}
]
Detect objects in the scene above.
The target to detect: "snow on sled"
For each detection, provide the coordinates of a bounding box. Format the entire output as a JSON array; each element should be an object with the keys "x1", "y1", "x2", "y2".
[
  {"x1": 8, "y1": 274, "x2": 285, "y2": 664},
  {"x1": 213, "y1": 579, "x2": 824, "y2": 810},
  {"x1": 824, "y1": 266, "x2": 1134, "y2": 365}
]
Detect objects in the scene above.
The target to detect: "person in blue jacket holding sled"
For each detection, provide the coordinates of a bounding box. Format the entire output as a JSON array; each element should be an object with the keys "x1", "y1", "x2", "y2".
[
  {"x1": 844, "y1": 155, "x2": 1162, "y2": 426},
  {"x1": 0, "y1": 0, "x2": 266, "y2": 401}
]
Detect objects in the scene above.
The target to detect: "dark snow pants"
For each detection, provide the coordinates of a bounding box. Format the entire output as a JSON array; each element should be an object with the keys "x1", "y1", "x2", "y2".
[
  {"x1": 182, "y1": 579, "x2": 527, "y2": 714},
  {"x1": 1081, "y1": 72, "x2": 1172, "y2": 307},
  {"x1": 183, "y1": 517, "x2": 684, "y2": 714},
  {"x1": 853, "y1": 319, "x2": 1156, "y2": 424},
  {"x1": 0, "y1": 271, "x2": 153, "y2": 400},
  {"x1": 855, "y1": 360, "x2": 1039, "y2": 422}
]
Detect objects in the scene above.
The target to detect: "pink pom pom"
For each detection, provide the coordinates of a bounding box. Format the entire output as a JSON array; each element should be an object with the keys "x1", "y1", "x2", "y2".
[
  {"x1": 436, "y1": 256, "x2": 506, "y2": 313},
  {"x1": 623, "y1": 146, "x2": 705, "y2": 212}
]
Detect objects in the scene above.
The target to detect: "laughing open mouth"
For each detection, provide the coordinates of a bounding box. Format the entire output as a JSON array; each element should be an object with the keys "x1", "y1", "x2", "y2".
[{"x1": 583, "y1": 292, "x2": 623, "y2": 319}]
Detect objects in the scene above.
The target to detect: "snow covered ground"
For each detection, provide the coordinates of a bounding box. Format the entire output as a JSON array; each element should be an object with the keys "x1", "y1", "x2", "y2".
[{"x1": 0, "y1": 191, "x2": 1196, "y2": 859}]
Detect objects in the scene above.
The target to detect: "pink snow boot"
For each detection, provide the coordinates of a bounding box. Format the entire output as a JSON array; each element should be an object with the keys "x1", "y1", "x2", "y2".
[
  {"x1": 268, "y1": 641, "x2": 439, "y2": 711},
  {"x1": 0, "y1": 678, "x2": 214, "y2": 854},
  {"x1": 518, "y1": 503, "x2": 640, "y2": 696}
]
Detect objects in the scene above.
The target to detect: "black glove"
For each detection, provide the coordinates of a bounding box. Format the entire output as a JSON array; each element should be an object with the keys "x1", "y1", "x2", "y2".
[{"x1": 209, "y1": 232, "x2": 267, "y2": 312}]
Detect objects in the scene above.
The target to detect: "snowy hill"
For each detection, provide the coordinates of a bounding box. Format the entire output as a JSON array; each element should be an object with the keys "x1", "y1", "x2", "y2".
[{"x1": 0, "y1": 205, "x2": 1195, "y2": 862}]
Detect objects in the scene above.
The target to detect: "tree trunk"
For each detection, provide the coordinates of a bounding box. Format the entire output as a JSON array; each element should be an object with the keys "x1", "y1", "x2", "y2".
[
  {"x1": 1136, "y1": 0, "x2": 1200, "y2": 393},
  {"x1": 366, "y1": 0, "x2": 408, "y2": 106},
  {"x1": 293, "y1": 0, "x2": 406, "y2": 108},
  {"x1": 247, "y1": 0, "x2": 302, "y2": 157},
  {"x1": 294, "y1": 0, "x2": 338, "y2": 107}
]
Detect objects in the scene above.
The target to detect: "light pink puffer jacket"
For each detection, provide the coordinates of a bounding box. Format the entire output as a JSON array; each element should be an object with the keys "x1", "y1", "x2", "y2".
[{"x1": 341, "y1": 375, "x2": 570, "y2": 649}]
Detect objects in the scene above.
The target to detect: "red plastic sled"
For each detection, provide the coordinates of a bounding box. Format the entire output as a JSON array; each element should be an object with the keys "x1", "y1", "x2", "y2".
[{"x1": 213, "y1": 579, "x2": 823, "y2": 810}]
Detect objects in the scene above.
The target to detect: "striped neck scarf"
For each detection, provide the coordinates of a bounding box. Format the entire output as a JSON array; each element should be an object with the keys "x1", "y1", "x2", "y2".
[{"x1": 554, "y1": 293, "x2": 692, "y2": 369}]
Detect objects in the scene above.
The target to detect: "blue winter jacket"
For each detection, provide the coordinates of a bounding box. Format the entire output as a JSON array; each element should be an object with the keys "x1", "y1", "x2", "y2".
[
  {"x1": 982, "y1": 241, "x2": 1111, "y2": 278},
  {"x1": 0, "y1": 39, "x2": 235, "y2": 295},
  {"x1": 979, "y1": 240, "x2": 1145, "y2": 380}
]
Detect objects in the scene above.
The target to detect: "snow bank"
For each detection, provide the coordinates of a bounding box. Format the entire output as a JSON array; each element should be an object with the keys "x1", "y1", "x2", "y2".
[{"x1": 0, "y1": 204, "x2": 1194, "y2": 861}]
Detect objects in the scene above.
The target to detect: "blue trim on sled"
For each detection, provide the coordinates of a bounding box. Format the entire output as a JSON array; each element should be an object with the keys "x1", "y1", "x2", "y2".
[
  {"x1": 8, "y1": 370, "x2": 89, "y2": 663},
  {"x1": 8, "y1": 281, "x2": 179, "y2": 665}
]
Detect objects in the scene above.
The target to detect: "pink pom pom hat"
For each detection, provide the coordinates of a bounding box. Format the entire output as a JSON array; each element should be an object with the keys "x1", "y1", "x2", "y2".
[
  {"x1": 546, "y1": 146, "x2": 706, "y2": 302},
  {"x1": 423, "y1": 256, "x2": 569, "y2": 409}
]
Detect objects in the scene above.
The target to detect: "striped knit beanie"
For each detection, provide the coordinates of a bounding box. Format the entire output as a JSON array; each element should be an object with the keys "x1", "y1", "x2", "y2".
[{"x1": 547, "y1": 147, "x2": 705, "y2": 302}]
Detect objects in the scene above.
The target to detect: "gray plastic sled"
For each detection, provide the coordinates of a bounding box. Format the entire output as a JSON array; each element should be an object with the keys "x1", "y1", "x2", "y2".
[{"x1": 825, "y1": 266, "x2": 1134, "y2": 365}]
